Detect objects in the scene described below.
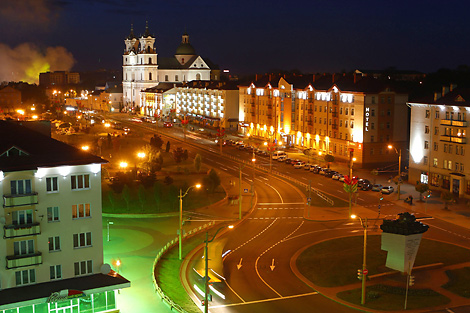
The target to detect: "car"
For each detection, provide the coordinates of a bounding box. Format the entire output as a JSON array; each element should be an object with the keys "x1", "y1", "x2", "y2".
[
  {"x1": 303, "y1": 163, "x2": 312, "y2": 170},
  {"x1": 238, "y1": 144, "x2": 245, "y2": 150},
  {"x1": 259, "y1": 150, "x2": 269, "y2": 157},
  {"x1": 163, "y1": 122, "x2": 173, "y2": 128},
  {"x1": 284, "y1": 158, "x2": 294, "y2": 164},
  {"x1": 325, "y1": 170, "x2": 337, "y2": 178},
  {"x1": 362, "y1": 183, "x2": 372, "y2": 191},
  {"x1": 131, "y1": 117, "x2": 143, "y2": 123},
  {"x1": 123, "y1": 127, "x2": 131, "y2": 134},
  {"x1": 381, "y1": 186, "x2": 395, "y2": 194},
  {"x1": 371, "y1": 184, "x2": 383, "y2": 192},
  {"x1": 293, "y1": 161, "x2": 305, "y2": 169},
  {"x1": 319, "y1": 168, "x2": 330, "y2": 175},
  {"x1": 332, "y1": 173, "x2": 343, "y2": 180},
  {"x1": 277, "y1": 155, "x2": 287, "y2": 162},
  {"x1": 310, "y1": 165, "x2": 321, "y2": 173},
  {"x1": 338, "y1": 175, "x2": 346, "y2": 182},
  {"x1": 357, "y1": 179, "x2": 370, "y2": 188}
]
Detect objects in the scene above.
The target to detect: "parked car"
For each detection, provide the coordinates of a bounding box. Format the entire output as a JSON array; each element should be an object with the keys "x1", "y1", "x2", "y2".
[
  {"x1": 338, "y1": 175, "x2": 346, "y2": 182},
  {"x1": 361, "y1": 183, "x2": 372, "y2": 191},
  {"x1": 290, "y1": 159, "x2": 302, "y2": 165},
  {"x1": 238, "y1": 144, "x2": 245, "y2": 150},
  {"x1": 381, "y1": 186, "x2": 395, "y2": 194},
  {"x1": 319, "y1": 168, "x2": 330, "y2": 175},
  {"x1": 294, "y1": 161, "x2": 305, "y2": 169},
  {"x1": 303, "y1": 163, "x2": 312, "y2": 170},
  {"x1": 332, "y1": 173, "x2": 343, "y2": 180},
  {"x1": 357, "y1": 179, "x2": 370, "y2": 188},
  {"x1": 277, "y1": 156, "x2": 287, "y2": 162},
  {"x1": 325, "y1": 170, "x2": 337, "y2": 178},
  {"x1": 163, "y1": 121, "x2": 173, "y2": 128},
  {"x1": 284, "y1": 158, "x2": 294, "y2": 164},
  {"x1": 371, "y1": 184, "x2": 383, "y2": 192},
  {"x1": 310, "y1": 166, "x2": 321, "y2": 174}
]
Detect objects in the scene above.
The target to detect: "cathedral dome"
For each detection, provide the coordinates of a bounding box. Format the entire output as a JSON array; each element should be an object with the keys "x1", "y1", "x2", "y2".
[{"x1": 175, "y1": 32, "x2": 196, "y2": 55}]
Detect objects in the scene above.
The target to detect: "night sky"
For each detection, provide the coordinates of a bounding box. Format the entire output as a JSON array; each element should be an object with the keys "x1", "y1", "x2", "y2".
[{"x1": 0, "y1": 0, "x2": 469, "y2": 83}]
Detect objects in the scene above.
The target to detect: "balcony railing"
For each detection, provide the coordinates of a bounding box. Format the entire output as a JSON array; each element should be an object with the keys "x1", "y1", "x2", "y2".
[
  {"x1": 3, "y1": 193, "x2": 38, "y2": 208},
  {"x1": 440, "y1": 119, "x2": 468, "y2": 127},
  {"x1": 440, "y1": 135, "x2": 467, "y2": 144},
  {"x1": 6, "y1": 252, "x2": 42, "y2": 269},
  {"x1": 4, "y1": 222, "x2": 41, "y2": 239}
]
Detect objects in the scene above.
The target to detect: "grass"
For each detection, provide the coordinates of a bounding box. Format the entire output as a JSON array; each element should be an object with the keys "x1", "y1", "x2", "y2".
[
  {"x1": 155, "y1": 232, "x2": 207, "y2": 313},
  {"x1": 337, "y1": 285, "x2": 450, "y2": 310},
  {"x1": 443, "y1": 267, "x2": 470, "y2": 298},
  {"x1": 296, "y1": 235, "x2": 470, "y2": 287}
]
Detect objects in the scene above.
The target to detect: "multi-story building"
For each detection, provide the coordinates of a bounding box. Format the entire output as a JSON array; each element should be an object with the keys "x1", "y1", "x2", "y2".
[
  {"x1": 0, "y1": 86, "x2": 22, "y2": 114},
  {"x1": 0, "y1": 121, "x2": 129, "y2": 312},
  {"x1": 239, "y1": 74, "x2": 409, "y2": 168},
  {"x1": 39, "y1": 71, "x2": 80, "y2": 86},
  {"x1": 408, "y1": 86, "x2": 470, "y2": 198},
  {"x1": 122, "y1": 23, "x2": 219, "y2": 111}
]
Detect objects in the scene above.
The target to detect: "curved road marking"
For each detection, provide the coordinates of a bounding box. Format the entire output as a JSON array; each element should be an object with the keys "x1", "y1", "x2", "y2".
[
  {"x1": 264, "y1": 183, "x2": 284, "y2": 203},
  {"x1": 210, "y1": 291, "x2": 319, "y2": 309}
]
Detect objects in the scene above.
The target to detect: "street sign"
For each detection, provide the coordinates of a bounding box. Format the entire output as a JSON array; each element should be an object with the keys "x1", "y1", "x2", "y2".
[
  {"x1": 244, "y1": 188, "x2": 248, "y2": 193},
  {"x1": 363, "y1": 269, "x2": 368, "y2": 275}
]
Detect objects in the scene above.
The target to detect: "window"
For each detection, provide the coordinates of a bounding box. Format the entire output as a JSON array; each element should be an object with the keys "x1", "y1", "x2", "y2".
[
  {"x1": 14, "y1": 239, "x2": 34, "y2": 256},
  {"x1": 345, "y1": 108, "x2": 349, "y2": 115},
  {"x1": 370, "y1": 148, "x2": 374, "y2": 155},
  {"x1": 72, "y1": 204, "x2": 91, "y2": 219},
  {"x1": 10, "y1": 179, "x2": 32, "y2": 195},
  {"x1": 175, "y1": 75, "x2": 179, "y2": 82},
  {"x1": 74, "y1": 260, "x2": 93, "y2": 276},
  {"x1": 12, "y1": 209, "x2": 33, "y2": 225},
  {"x1": 433, "y1": 158, "x2": 438, "y2": 167},
  {"x1": 73, "y1": 232, "x2": 92, "y2": 248},
  {"x1": 50, "y1": 265, "x2": 62, "y2": 280},
  {"x1": 351, "y1": 108, "x2": 355, "y2": 116},
  {"x1": 444, "y1": 144, "x2": 447, "y2": 152},
  {"x1": 449, "y1": 145, "x2": 453, "y2": 154},
  {"x1": 371, "y1": 136, "x2": 374, "y2": 142},
  {"x1": 371, "y1": 109, "x2": 375, "y2": 117},
  {"x1": 165, "y1": 75, "x2": 169, "y2": 82},
  {"x1": 387, "y1": 109, "x2": 392, "y2": 116},
  {"x1": 340, "y1": 120, "x2": 343, "y2": 127},
  {"x1": 386, "y1": 122, "x2": 391, "y2": 129},
  {"x1": 46, "y1": 177, "x2": 58, "y2": 192},
  {"x1": 47, "y1": 206, "x2": 59, "y2": 222},
  {"x1": 425, "y1": 110, "x2": 430, "y2": 118},
  {"x1": 461, "y1": 147, "x2": 465, "y2": 156},
  {"x1": 48, "y1": 236, "x2": 61, "y2": 252},
  {"x1": 424, "y1": 141, "x2": 429, "y2": 149},
  {"x1": 448, "y1": 160, "x2": 452, "y2": 170},
  {"x1": 423, "y1": 156, "x2": 428, "y2": 165},
  {"x1": 434, "y1": 142, "x2": 438, "y2": 151},
  {"x1": 461, "y1": 163, "x2": 465, "y2": 172},
  {"x1": 16, "y1": 269, "x2": 35, "y2": 286},
  {"x1": 434, "y1": 127, "x2": 439, "y2": 135},
  {"x1": 340, "y1": 107, "x2": 343, "y2": 114},
  {"x1": 435, "y1": 110, "x2": 440, "y2": 119},
  {"x1": 371, "y1": 123, "x2": 375, "y2": 130},
  {"x1": 149, "y1": 72, "x2": 152, "y2": 80},
  {"x1": 71, "y1": 174, "x2": 90, "y2": 190},
  {"x1": 425, "y1": 126, "x2": 430, "y2": 134},
  {"x1": 345, "y1": 120, "x2": 348, "y2": 128},
  {"x1": 350, "y1": 120, "x2": 354, "y2": 128}
]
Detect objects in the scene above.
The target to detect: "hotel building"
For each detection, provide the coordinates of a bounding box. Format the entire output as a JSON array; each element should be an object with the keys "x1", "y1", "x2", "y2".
[
  {"x1": 0, "y1": 121, "x2": 129, "y2": 312},
  {"x1": 408, "y1": 86, "x2": 470, "y2": 198},
  {"x1": 239, "y1": 74, "x2": 409, "y2": 167}
]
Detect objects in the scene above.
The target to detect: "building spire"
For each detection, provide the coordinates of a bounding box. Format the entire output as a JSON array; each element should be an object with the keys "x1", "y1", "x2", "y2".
[
  {"x1": 127, "y1": 23, "x2": 135, "y2": 39},
  {"x1": 144, "y1": 20, "x2": 151, "y2": 37}
]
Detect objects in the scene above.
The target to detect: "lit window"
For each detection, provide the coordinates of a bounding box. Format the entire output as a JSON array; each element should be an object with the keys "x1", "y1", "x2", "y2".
[{"x1": 72, "y1": 204, "x2": 91, "y2": 219}]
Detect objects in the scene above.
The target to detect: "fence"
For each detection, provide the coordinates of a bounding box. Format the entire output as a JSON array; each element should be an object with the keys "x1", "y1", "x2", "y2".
[{"x1": 152, "y1": 221, "x2": 215, "y2": 313}]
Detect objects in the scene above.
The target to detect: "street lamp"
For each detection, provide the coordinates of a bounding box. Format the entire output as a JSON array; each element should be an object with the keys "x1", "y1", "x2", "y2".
[
  {"x1": 388, "y1": 145, "x2": 402, "y2": 200},
  {"x1": 351, "y1": 214, "x2": 368, "y2": 305},
  {"x1": 179, "y1": 184, "x2": 201, "y2": 260},
  {"x1": 119, "y1": 162, "x2": 128, "y2": 170},
  {"x1": 107, "y1": 220, "x2": 114, "y2": 241},
  {"x1": 204, "y1": 225, "x2": 234, "y2": 313}
]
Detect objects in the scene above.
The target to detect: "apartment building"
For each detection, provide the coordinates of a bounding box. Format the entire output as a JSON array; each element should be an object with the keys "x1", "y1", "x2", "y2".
[
  {"x1": 408, "y1": 86, "x2": 470, "y2": 198},
  {"x1": 0, "y1": 121, "x2": 129, "y2": 312},
  {"x1": 239, "y1": 74, "x2": 409, "y2": 167}
]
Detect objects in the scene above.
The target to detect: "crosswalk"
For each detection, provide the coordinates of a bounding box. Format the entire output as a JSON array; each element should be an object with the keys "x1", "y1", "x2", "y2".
[
  {"x1": 249, "y1": 216, "x2": 303, "y2": 220},
  {"x1": 257, "y1": 207, "x2": 304, "y2": 210}
]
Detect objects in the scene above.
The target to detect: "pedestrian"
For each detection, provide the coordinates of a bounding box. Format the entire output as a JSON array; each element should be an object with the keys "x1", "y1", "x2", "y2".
[{"x1": 409, "y1": 195, "x2": 413, "y2": 205}]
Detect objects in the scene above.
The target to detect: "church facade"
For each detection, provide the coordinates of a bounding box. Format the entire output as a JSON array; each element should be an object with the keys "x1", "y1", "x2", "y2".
[{"x1": 122, "y1": 23, "x2": 218, "y2": 112}]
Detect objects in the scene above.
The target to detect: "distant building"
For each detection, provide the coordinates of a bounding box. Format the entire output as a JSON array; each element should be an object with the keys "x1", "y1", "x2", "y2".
[
  {"x1": 239, "y1": 74, "x2": 409, "y2": 167},
  {"x1": 355, "y1": 69, "x2": 426, "y2": 82},
  {"x1": 122, "y1": 23, "x2": 219, "y2": 111},
  {"x1": 39, "y1": 71, "x2": 80, "y2": 86},
  {"x1": 0, "y1": 121, "x2": 129, "y2": 312},
  {"x1": 0, "y1": 86, "x2": 22, "y2": 114},
  {"x1": 408, "y1": 85, "x2": 470, "y2": 198}
]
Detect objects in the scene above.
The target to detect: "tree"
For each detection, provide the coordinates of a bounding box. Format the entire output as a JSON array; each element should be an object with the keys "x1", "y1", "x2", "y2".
[
  {"x1": 122, "y1": 184, "x2": 131, "y2": 210},
  {"x1": 204, "y1": 169, "x2": 221, "y2": 193},
  {"x1": 324, "y1": 154, "x2": 335, "y2": 169},
  {"x1": 165, "y1": 141, "x2": 171, "y2": 153},
  {"x1": 153, "y1": 183, "x2": 162, "y2": 212},
  {"x1": 173, "y1": 147, "x2": 184, "y2": 163},
  {"x1": 441, "y1": 190, "x2": 453, "y2": 210},
  {"x1": 183, "y1": 149, "x2": 189, "y2": 161},
  {"x1": 415, "y1": 183, "x2": 429, "y2": 202},
  {"x1": 150, "y1": 134, "x2": 163, "y2": 149},
  {"x1": 138, "y1": 185, "x2": 146, "y2": 212},
  {"x1": 194, "y1": 154, "x2": 202, "y2": 172}
]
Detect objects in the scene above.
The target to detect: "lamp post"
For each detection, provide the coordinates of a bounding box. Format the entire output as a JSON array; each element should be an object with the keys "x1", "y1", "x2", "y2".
[
  {"x1": 351, "y1": 214, "x2": 368, "y2": 305},
  {"x1": 388, "y1": 145, "x2": 402, "y2": 200},
  {"x1": 204, "y1": 225, "x2": 234, "y2": 313},
  {"x1": 178, "y1": 184, "x2": 201, "y2": 260},
  {"x1": 107, "y1": 220, "x2": 114, "y2": 241}
]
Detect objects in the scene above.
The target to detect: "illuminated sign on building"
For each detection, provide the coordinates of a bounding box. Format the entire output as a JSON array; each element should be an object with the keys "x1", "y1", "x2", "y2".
[{"x1": 365, "y1": 107, "x2": 370, "y2": 131}]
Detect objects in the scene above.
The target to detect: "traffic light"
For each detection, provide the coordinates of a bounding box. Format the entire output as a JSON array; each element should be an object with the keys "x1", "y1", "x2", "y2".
[
  {"x1": 409, "y1": 275, "x2": 415, "y2": 286},
  {"x1": 357, "y1": 269, "x2": 363, "y2": 280}
]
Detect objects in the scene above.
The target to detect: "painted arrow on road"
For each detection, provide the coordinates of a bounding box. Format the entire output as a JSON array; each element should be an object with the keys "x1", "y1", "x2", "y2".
[
  {"x1": 270, "y1": 259, "x2": 275, "y2": 271},
  {"x1": 237, "y1": 258, "x2": 243, "y2": 270}
]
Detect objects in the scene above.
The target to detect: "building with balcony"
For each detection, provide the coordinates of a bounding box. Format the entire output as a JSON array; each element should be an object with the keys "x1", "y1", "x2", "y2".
[
  {"x1": 239, "y1": 74, "x2": 409, "y2": 168},
  {"x1": 0, "y1": 121, "x2": 129, "y2": 312},
  {"x1": 122, "y1": 23, "x2": 219, "y2": 112},
  {"x1": 408, "y1": 86, "x2": 470, "y2": 198}
]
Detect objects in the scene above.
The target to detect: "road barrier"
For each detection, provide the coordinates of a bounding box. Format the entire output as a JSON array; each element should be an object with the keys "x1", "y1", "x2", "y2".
[{"x1": 152, "y1": 221, "x2": 215, "y2": 313}]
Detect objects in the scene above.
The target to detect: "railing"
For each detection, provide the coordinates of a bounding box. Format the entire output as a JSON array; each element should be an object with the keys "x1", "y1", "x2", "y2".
[
  {"x1": 6, "y1": 252, "x2": 42, "y2": 269},
  {"x1": 440, "y1": 119, "x2": 467, "y2": 127},
  {"x1": 440, "y1": 135, "x2": 467, "y2": 144},
  {"x1": 4, "y1": 222, "x2": 41, "y2": 238},
  {"x1": 3, "y1": 193, "x2": 38, "y2": 208},
  {"x1": 152, "y1": 221, "x2": 215, "y2": 313}
]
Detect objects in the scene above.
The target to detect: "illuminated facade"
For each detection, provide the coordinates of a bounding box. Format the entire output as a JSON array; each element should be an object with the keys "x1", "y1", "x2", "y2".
[
  {"x1": 408, "y1": 86, "x2": 470, "y2": 198},
  {"x1": 0, "y1": 122, "x2": 129, "y2": 312},
  {"x1": 122, "y1": 23, "x2": 217, "y2": 111},
  {"x1": 239, "y1": 74, "x2": 408, "y2": 167}
]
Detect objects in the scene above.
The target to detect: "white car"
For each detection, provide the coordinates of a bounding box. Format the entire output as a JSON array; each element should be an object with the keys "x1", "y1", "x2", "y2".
[
  {"x1": 293, "y1": 161, "x2": 305, "y2": 169},
  {"x1": 332, "y1": 173, "x2": 344, "y2": 180},
  {"x1": 303, "y1": 163, "x2": 312, "y2": 170},
  {"x1": 381, "y1": 186, "x2": 395, "y2": 194}
]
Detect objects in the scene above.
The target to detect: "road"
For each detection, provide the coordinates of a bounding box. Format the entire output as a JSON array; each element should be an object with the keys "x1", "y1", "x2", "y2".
[{"x1": 107, "y1": 113, "x2": 470, "y2": 313}]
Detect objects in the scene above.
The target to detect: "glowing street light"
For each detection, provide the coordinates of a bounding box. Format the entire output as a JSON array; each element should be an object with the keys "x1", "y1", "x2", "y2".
[
  {"x1": 81, "y1": 145, "x2": 90, "y2": 151},
  {"x1": 351, "y1": 214, "x2": 368, "y2": 305},
  {"x1": 137, "y1": 152, "x2": 146, "y2": 159},
  {"x1": 119, "y1": 162, "x2": 128, "y2": 170},
  {"x1": 388, "y1": 145, "x2": 402, "y2": 200},
  {"x1": 178, "y1": 184, "x2": 201, "y2": 260}
]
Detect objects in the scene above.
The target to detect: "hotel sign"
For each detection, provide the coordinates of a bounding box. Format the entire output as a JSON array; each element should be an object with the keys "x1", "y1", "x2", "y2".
[
  {"x1": 365, "y1": 107, "x2": 370, "y2": 131},
  {"x1": 47, "y1": 289, "x2": 85, "y2": 303}
]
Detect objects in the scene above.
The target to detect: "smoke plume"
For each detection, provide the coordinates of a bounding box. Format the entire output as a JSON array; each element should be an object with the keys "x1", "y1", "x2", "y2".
[{"x1": 0, "y1": 43, "x2": 75, "y2": 84}]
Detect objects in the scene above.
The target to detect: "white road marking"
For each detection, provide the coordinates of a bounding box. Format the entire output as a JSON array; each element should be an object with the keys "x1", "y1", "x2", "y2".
[
  {"x1": 210, "y1": 291, "x2": 319, "y2": 308},
  {"x1": 318, "y1": 183, "x2": 323, "y2": 186}
]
